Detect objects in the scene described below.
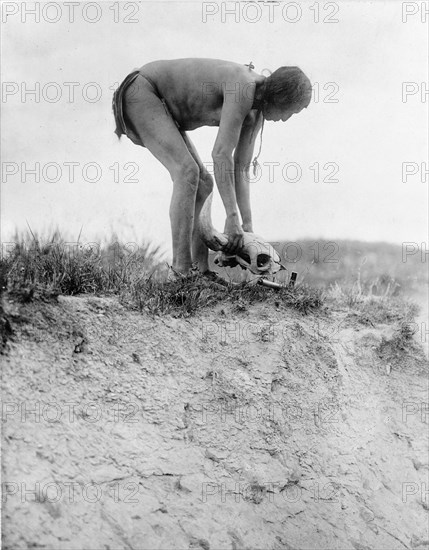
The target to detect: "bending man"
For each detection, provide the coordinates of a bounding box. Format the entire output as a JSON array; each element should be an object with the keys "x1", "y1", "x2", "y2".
[{"x1": 112, "y1": 58, "x2": 312, "y2": 277}]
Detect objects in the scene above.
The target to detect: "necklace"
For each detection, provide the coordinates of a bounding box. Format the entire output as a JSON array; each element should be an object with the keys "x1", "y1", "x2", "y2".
[{"x1": 252, "y1": 115, "x2": 265, "y2": 176}]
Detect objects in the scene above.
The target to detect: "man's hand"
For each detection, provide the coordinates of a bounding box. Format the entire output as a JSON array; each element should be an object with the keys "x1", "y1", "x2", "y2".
[
  {"x1": 242, "y1": 223, "x2": 253, "y2": 233},
  {"x1": 224, "y1": 215, "x2": 244, "y2": 254}
]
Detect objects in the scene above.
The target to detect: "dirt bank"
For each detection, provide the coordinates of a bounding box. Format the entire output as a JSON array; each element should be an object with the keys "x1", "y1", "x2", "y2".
[{"x1": 2, "y1": 294, "x2": 428, "y2": 550}]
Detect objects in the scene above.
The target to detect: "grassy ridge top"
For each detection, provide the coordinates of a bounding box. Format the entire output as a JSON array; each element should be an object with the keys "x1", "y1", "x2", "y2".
[
  {"x1": 1, "y1": 231, "x2": 426, "y2": 320},
  {"x1": 1, "y1": 233, "x2": 424, "y2": 366}
]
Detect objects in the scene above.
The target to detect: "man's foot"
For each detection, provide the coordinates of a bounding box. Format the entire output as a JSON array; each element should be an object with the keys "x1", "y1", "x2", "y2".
[
  {"x1": 167, "y1": 265, "x2": 195, "y2": 282},
  {"x1": 201, "y1": 270, "x2": 232, "y2": 287},
  {"x1": 167, "y1": 266, "x2": 233, "y2": 288}
]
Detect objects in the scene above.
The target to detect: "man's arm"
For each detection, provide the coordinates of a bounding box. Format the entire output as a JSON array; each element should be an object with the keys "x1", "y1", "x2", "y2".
[
  {"x1": 233, "y1": 112, "x2": 263, "y2": 233},
  {"x1": 212, "y1": 98, "x2": 250, "y2": 253}
]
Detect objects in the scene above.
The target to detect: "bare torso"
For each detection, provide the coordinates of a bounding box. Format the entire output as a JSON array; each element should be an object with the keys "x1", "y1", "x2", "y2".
[{"x1": 139, "y1": 58, "x2": 265, "y2": 131}]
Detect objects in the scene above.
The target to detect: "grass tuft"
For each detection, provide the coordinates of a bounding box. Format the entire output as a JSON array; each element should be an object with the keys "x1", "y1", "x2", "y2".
[
  {"x1": 327, "y1": 279, "x2": 419, "y2": 327},
  {"x1": 376, "y1": 321, "x2": 421, "y2": 366},
  {"x1": 120, "y1": 274, "x2": 324, "y2": 317},
  {"x1": 2, "y1": 230, "x2": 164, "y2": 301}
]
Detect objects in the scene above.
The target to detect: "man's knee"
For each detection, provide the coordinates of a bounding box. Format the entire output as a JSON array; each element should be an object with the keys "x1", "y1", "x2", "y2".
[{"x1": 173, "y1": 159, "x2": 200, "y2": 189}]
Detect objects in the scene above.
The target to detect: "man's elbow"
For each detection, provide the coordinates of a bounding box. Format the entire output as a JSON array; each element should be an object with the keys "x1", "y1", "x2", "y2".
[{"x1": 211, "y1": 148, "x2": 233, "y2": 162}]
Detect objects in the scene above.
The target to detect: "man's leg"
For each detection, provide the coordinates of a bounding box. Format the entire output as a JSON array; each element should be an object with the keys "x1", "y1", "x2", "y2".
[
  {"x1": 123, "y1": 77, "x2": 199, "y2": 274},
  {"x1": 169, "y1": 162, "x2": 200, "y2": 274},
  {"x1": 181, "y1": 132, "x2": 214, "y2": 272}
]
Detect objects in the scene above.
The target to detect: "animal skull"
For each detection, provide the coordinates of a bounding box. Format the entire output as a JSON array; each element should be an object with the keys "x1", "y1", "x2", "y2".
[
  {"x1": 197, "y1": 192, "x2": 283, "y2": 277},
  {"x1": 214, "y1": 233, "x2": 282, "y2": 275}
]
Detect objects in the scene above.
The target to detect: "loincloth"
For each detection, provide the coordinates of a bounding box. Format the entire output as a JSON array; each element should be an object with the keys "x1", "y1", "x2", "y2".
[{"x1": 112, "y1": 70, "x2": 180, "y2": 147}]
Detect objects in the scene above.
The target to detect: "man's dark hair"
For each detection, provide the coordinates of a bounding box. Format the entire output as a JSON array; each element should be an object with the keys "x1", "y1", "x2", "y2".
[{"x1": 264, "y1": 66, "x2": 312, "y2": 109}]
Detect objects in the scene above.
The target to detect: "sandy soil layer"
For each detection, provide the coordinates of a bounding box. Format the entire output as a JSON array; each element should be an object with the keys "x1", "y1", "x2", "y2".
[{"x1": 2, "y1": 295, "x2": 428, "y2": 549}]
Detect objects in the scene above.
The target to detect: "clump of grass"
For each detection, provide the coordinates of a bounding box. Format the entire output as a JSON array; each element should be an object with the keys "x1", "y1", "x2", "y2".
[
  {"x1": 327, "y1": 276, "x2": 418, "y2": 327},
  {"x1": 0, "y1": 301, "x2": 13, "y2": 352},
  {"x1": 1, "y1": 230, "x2": 165, "y2": 301},
  {"x1": 357, "y1": 297, "x2": 418, "y2": 326},
  {"x1": 120, "y1": 275, "x2": 324, "y2": 318},
  {"x1": 327, "y1": 260, "x2": 402, "y2": 307},
  {"x1": 376, "y1": 322, "x2": 420, "y2": 365},
  {"x1": 121, "y1": 275, "x2": 227, "y2": 316},
  {"x1": 277, "y1": 284, "x2": 324, "y2": 314}
]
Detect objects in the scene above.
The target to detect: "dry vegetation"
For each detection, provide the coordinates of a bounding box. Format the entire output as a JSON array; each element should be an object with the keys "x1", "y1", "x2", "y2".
[
  {"x1": 1, "y1": 231, "x2": 425, "y2": 335},
  {"x1": 1, "y1": 231, "x2": 425, "y2": 362},
  {"x1": 1, "y1": 231, "x2": 325, "y2": 319}
]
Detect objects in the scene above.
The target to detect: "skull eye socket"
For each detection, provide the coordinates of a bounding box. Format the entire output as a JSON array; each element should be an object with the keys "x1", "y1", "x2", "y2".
[
  {"x1": 238, "y1": 252, "x2": 251, "y2": 265},
  {"x1": 257, "y1": 254, "x2": 271, "y2": 268},
  {"x1": 237, "y1": 252, "x2": 271, "y2": 268}
]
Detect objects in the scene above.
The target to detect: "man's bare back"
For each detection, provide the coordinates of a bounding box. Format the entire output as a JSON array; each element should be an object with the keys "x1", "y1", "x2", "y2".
[
  {"x1": 138, "y1": 58, "x2": 265, "y2": 131},
  {"x1": 112, "y1": 58, "x2": 312, "y2": 277}
]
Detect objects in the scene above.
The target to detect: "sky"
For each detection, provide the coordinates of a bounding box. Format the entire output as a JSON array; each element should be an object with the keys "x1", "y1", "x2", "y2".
[{"x1": 1, "y1": 0, "x2": 428, "y2": 258}]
